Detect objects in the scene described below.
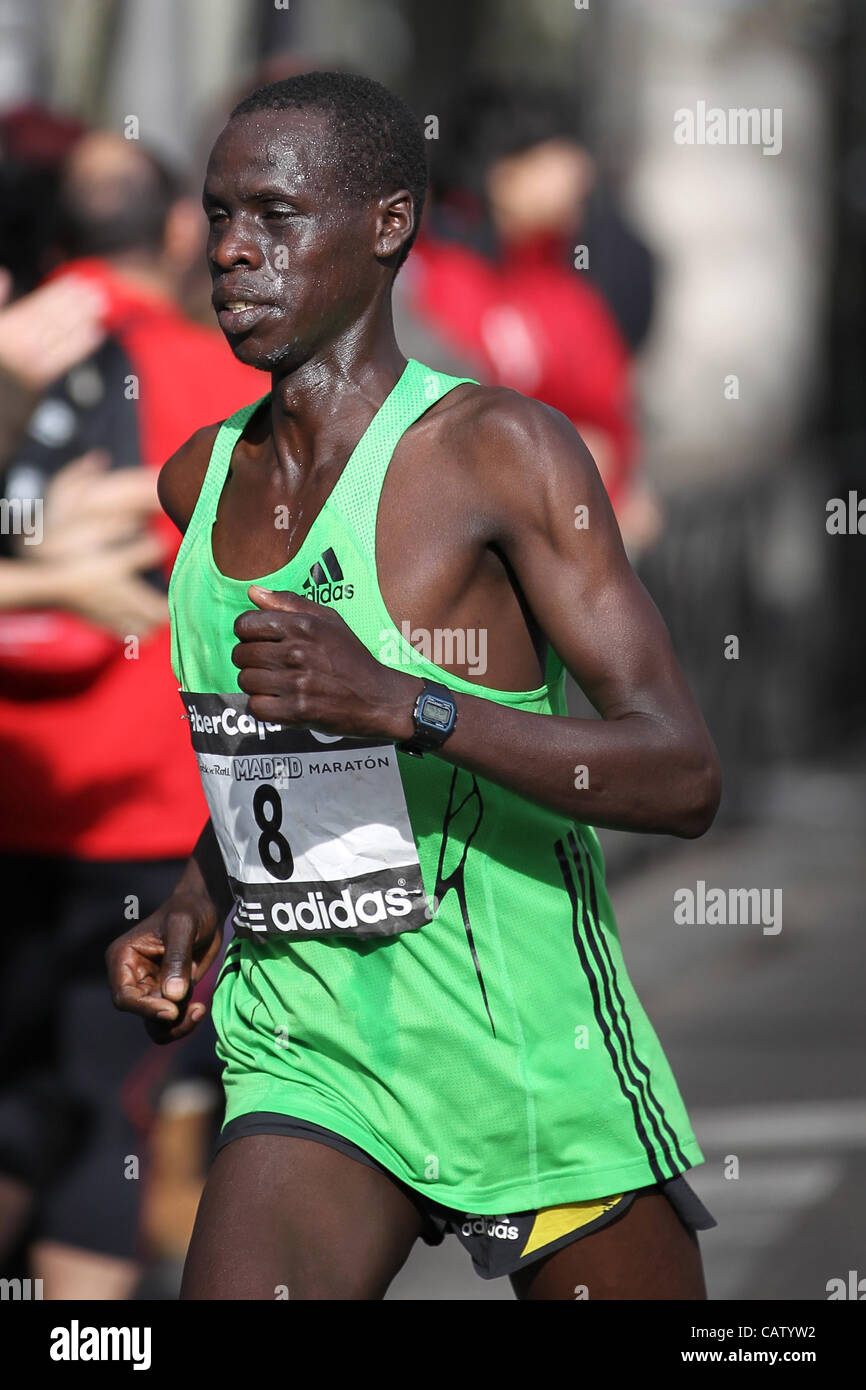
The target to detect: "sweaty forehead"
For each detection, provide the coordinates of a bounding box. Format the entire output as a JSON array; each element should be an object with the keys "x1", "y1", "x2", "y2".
[{"x1": 206, "y1": 108, "x2": 343, "y2": 197}]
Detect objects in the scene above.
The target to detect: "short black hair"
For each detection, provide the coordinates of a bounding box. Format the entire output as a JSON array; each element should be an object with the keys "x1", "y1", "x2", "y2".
[{"x1": 230, "y1": 71, "x2": 427, "y2": 271}]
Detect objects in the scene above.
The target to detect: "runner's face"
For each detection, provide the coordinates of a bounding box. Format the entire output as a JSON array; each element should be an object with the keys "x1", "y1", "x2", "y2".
[{"x1": 204, "y1": 110, "x2": 378, "y2": 371}]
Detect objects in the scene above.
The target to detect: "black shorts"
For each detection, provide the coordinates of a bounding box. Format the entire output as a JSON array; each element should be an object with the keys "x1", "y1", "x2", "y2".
[{"x1": 215, "y1": 1112, "x2": 717, "y2": 1281}]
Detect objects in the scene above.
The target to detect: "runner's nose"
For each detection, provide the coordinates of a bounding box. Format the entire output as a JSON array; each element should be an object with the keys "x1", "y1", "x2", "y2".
[{"x1": 209, "y1": 219, "x2": 265, "y2": 273}]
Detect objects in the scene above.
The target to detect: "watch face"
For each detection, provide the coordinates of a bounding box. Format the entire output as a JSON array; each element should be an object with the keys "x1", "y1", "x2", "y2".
[{"x1": 419, "y1": 694, "x2": 453, "y2": 731}]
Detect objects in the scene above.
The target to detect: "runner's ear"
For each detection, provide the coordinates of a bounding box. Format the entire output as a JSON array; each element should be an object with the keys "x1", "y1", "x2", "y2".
[{"x1": 375, "y1": 189, "x2": 413, "y2": 262}]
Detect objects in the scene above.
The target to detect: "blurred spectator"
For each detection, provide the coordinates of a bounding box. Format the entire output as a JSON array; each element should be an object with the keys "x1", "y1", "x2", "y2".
[
  {"x1": 428, "y1": 79, "x2": 656, "y2": 354},
  {"x1": 404, "y1": 232, "x2": 637, "y2": 510},
  {"x1": 398, "y1": 79, "x2": 661, "y2": 551},
  {"x1": 0, "y1": 103, "x2": 87, "y2": 297},
  {"x1": 0, "y1": 272, "x2": 107, "y2": 462},
  {"x1": 0, "y1": 126, "x2": 260, "y2": 1299}
]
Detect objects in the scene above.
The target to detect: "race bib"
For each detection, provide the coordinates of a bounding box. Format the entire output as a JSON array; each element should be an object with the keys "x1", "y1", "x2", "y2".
[{"x1": 181, "y1": 692, "x2": 430, "y2": 940}]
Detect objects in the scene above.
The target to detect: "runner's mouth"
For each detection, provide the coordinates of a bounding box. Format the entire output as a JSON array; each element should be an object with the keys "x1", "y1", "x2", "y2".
[{"x1": 216, "y1": 302, "x2": 276, "y2": 332}]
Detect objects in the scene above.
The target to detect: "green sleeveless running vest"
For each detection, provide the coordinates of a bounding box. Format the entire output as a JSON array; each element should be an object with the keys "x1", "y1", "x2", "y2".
[{"x1": 167, "y1": 358, "x2": 703, "y2": 1212}]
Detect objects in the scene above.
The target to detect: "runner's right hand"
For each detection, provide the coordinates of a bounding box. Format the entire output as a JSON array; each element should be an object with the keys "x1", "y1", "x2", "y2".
[{"x1": 107, "y1": 889, "x2": 224, "y2": 1043}]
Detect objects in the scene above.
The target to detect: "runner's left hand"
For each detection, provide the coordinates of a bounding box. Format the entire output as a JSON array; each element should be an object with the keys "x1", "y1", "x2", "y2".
[{"x1": 232, "y1": 585, "x2": 420, "y2": 740}]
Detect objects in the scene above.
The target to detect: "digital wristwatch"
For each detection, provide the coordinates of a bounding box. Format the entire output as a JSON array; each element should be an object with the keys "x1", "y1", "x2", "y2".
[{"x1": 396, "y1": 679, "x2": 458, "y2": 757}]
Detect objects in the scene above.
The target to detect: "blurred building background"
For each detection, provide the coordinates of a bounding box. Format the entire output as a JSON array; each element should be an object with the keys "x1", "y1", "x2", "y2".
[{"x1": 0, "y1": 0, "x2": 862, "y2": 1302}]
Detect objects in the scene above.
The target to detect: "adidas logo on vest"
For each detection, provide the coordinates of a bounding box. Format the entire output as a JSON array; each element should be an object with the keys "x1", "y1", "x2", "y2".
[{"x1": 302, "y1": 547, "x2": 354, "y2": 604}]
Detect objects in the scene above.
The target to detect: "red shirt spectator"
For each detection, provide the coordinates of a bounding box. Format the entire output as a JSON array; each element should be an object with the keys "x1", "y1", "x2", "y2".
[
  {"x1": 406, "y1": 233, "x2": 636, "y2": 512},
  {"x1": 0, "y1": 259, "x2": 262, "y2": 859}
]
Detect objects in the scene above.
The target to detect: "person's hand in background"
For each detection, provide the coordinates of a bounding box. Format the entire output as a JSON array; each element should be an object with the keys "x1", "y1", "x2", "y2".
[
  {"x1": 46, "y1": 534, "x2": 169, "y2": 638},
  {"x1": 0, "y1": 269, "x2": 107, "y2": 391},
  {"x1": 34, "y1": 449, "x2": 162, "y2": 560},
  {"x1": 3, "y1": 450, "x2": 170, "y2": 638}
]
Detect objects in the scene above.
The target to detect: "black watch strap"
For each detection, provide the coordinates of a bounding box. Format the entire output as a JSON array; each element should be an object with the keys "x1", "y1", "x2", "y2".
[{"x1": 396, "y1": 679, "x2": 458, "y2": 757}]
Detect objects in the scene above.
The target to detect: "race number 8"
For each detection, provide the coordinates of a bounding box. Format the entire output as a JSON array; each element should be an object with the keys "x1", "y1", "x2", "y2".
[{"x1": 253, "y1": 784, "x2": 294, "y2": 880}]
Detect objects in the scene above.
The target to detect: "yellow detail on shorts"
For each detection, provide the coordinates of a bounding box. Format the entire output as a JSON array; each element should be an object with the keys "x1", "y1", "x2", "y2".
[{"x1": 520, "y1": 1194, "x2": 625, "y2": 1258}]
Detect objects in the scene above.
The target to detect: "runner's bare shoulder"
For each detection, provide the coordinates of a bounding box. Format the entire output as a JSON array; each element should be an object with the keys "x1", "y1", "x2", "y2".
[{"x1": 158, "y1": 422, "x2": 223, "y2": 535}]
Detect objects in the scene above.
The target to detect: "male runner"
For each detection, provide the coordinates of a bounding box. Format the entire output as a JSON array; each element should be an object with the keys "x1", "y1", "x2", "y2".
[{"x1": 108, "y1": 72, "x2": 722, "y2": 1301}]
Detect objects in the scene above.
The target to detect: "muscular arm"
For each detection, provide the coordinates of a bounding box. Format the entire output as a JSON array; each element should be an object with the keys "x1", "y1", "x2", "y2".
[
  {"x1": 234, "y1": 390, "x2": 721, "y2": 840},
  {"x1": 419, "y1": 395, "x2": 721, "y2": 837}
]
